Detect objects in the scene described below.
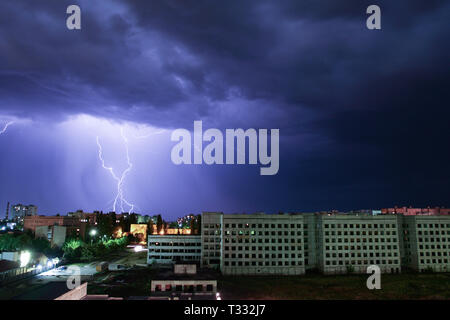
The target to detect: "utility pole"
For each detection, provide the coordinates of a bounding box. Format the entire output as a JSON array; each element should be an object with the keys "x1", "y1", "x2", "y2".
[{"x1": 5, "y1": 202, "x2": 10, "y2": 221}]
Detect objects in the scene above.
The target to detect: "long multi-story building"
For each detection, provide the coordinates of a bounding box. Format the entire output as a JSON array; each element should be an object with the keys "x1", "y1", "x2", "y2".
[
  {"x1": 399, "y1": 215, "x2": 450, "y2": 272},
  {"x1": 146, "y1": 211, "x2": 450, "y2": 275}
]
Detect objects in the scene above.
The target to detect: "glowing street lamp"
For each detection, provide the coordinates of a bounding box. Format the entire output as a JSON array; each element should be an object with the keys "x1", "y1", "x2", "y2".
[
  {"x1": 20, "y1": 251, "x2": 31, "y2": 268},
  {"x1": 90, "y1": 229, "x2": 97, "y2": 244}
]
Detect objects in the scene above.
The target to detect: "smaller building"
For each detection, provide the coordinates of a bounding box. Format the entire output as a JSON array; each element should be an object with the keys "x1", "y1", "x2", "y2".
[
  {"x1": 35, "y1": 225, "x2": 67, "y2": 248},
  {"x1": 150, "y1": 267, "x2": 218, "y2": 299},
  {"x1": 24, "y1": 215, "x2": 85, "y2": 239},
  {"x1": 174, "y1": 264, "x2": 197, "y2": 275},
  {"x1": 382, "y1": 207, "x2": 450, "y2": 216},
  {"x1": 148, "y1": 235, "x2": 201, "y2": 264}
]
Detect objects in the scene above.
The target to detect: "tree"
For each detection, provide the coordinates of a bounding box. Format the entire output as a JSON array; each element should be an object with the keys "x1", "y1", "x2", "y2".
[
  {"x1": 97, "y1": 213, "x2": 113, "y2": 238},
  {"x1": 109, "y1": 212, "x2": 117, "y2": 227},
  {"x1": 147, "y1": 219, "x2": 154, "y2": 235},
  {"x1": 129, "y1": 213, "x2": 138, "y2": 225},
  {"x1": 62, "y1": 239, "x2": 83, "y2": 261},
  {"x1": 156, "y1": 215, "x2": 163, "y2": 234}
]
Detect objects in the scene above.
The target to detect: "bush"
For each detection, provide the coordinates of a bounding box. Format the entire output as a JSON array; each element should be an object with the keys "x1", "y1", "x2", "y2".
[
  {"x1": 62, "y1": 236, "x2": 129, "y2": 262},
  {"x1": 62, "y1": 239, "x2": 83, "y2": 261},
  {"x1": 346, "y1": 265, "x2": 355, "y2": 274}
]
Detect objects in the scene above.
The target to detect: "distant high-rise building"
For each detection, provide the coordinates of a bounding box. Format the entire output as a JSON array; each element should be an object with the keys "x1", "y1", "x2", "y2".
[{"x1": 11, "y1": 204, "x2": 37, "y2": 221}]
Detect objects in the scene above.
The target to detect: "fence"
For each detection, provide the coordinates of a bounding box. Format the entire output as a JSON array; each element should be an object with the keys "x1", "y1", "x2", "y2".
[{"x1": 0, "y1": 263, "x2": 58, "y2": 284}]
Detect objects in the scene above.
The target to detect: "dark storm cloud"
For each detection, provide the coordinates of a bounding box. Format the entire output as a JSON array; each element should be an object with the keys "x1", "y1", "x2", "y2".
[{"x1": 1, "y1": 0, "x2": 448, "y2": 129}]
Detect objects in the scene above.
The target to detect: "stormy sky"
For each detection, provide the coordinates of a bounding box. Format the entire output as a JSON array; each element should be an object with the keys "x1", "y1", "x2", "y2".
[{"x1": 0, "y1": 0, "x2": 449, "y2": 219}]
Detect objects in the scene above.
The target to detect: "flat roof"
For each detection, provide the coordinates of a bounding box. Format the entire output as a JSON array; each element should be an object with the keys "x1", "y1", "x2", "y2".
[
  {"x1": 11, "y1": 281, "x2": 73, "y2": 300},
  {"x1": 153, "y1": 268, "x2": 219, "y2": 281}
]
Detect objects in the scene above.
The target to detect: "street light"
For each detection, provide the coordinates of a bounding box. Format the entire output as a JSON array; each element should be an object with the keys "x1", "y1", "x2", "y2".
[
  {"x1": 90, "y1": 229, "x2": 97, "y2": 244},
  {"x1": 20, "y1": 251, "x2": 31, "y2": 268}
]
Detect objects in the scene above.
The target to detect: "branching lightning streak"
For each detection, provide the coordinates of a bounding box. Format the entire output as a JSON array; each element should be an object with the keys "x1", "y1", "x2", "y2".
[
  {"x1": 133, "y1": 129, "x2": 166, "y2": 139},
  {"x1": 0, "y1": 121, "x2": 13, "y2": 135},
  {"x1": 96, "y1": 128, "x2": 134, "y2": 214}
]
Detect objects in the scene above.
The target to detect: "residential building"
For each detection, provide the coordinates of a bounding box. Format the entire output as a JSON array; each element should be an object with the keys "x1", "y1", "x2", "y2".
[
  {"x1": 24, "y1": 215, "x2": 85, "y2": 238},
  {"x1": 399, "y1": 215, "x2": 450, "y2": 272},
  {"x1": 11, "y1": 204, "x2": 37, "y2": 222},
  {"x1": 35, "y1": 225, "x2": 67, "y2": 248},
  {"x1": 202, "y1": 212, "x2": 306, "y2": 275},
  {"x1": 317, "y1": 214, "x2": 401, "y2": 274},
  {"x1": 382, "y1": 206, "x2": 450, "y2": 215}
]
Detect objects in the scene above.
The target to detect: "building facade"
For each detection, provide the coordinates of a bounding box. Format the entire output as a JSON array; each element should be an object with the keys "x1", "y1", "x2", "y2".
[
  {"x1": 11, "y1": 204, "x2": 37, "y2": 222},
  {"x1": 147, "y1": 235, "x2": 202, "y2": 264},
  {"x1": 317, "y1": 214, "x2": 401, "y2": 274},
  {"x1": 24, "y1": 215, "x2": 85, "y2": 238},
  {"x1": 201, "y1": 212, "x2": 306, "y2": 275},
  {"x1": 35, "y1": 225, "x2": 67, "y2": 248},
  {"x1": 399, "y1": 215, "x2": 450, "y2": 272},
  {"x1": 146, "y1": 212, "x2": 450, "y2": 275}
]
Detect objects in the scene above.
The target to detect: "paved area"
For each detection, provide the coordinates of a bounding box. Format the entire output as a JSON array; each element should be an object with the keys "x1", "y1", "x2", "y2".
[{"x1": 0, "y1": 246, "x2": 148, "y2": 300}]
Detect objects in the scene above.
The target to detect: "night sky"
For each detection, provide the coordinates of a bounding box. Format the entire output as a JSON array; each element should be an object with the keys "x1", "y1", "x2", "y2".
[{"x1": 0, "y1": 1, "x2": 449, "y2": 220}]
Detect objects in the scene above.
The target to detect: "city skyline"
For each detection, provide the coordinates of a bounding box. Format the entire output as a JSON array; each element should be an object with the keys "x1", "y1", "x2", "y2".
[{"x1": 1, "y1": 1, "x2": 449, "y2": 220}]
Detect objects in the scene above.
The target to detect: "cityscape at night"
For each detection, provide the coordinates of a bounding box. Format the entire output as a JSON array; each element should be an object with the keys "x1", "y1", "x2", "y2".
[{"x1": 0, "y1": 0, "x2": 449, "y2": 316}]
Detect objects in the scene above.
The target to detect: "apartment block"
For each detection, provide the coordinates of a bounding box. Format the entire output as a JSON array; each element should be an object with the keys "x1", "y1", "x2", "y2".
[
  {"x1": 202, "y1": 212, "x2": 306, "y2": 275},
  {"x1": 24, "y1": 215, "x2": 85, "y2": 238},
  {"x1": 317, "y1": 214, "x2": 401, "y2": 274},
  {"x1": 35, "y1": 225, "x2": 67, "y2": 248},
  {"x1": 147, "y1": 235, "x2": 202, "y2": 264},
  {"x1": 147, "y1": 212, "x2": 450, "y2": 275},
  {"x1": 399, "y1": 215, "x2": 450, "y2": 272}
]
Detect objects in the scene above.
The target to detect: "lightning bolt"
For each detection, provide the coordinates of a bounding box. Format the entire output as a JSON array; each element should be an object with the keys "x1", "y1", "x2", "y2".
[
  {"x1": 96, "y1": 128, "x2": 135, "y2": 214},
  {"x1": 133, "y1": 129, "x2": 166, "y2": 139},
  {"x1": 0, "y1": 121, "x2": 13, "y2": 135}
]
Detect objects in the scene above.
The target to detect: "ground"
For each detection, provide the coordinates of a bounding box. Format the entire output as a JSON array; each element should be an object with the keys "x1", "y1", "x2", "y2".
[
  {"x1": 87, "y1": 267, "x2": 450, "y2": 300},
  {"x1": 218, "y1": 272, "x2": 450, "y2": 300},
  {"x1": 2, "y1": 247, "x2": 449, "y2": 300}
]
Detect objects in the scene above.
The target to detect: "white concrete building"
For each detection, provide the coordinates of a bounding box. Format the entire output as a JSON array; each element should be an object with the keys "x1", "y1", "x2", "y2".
[
  {"x1": 202, "y1": 212, "x2": 306, "y2": 275},
  {"x1": 317, "y1": 214, "x2": 401, "y2": 274},
  {"x1": 399, "y1": 215, "x2": 450, "y2": 272},
  {"x1": 147, "y1": 235, "x2": 201, "y2": 264}
]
